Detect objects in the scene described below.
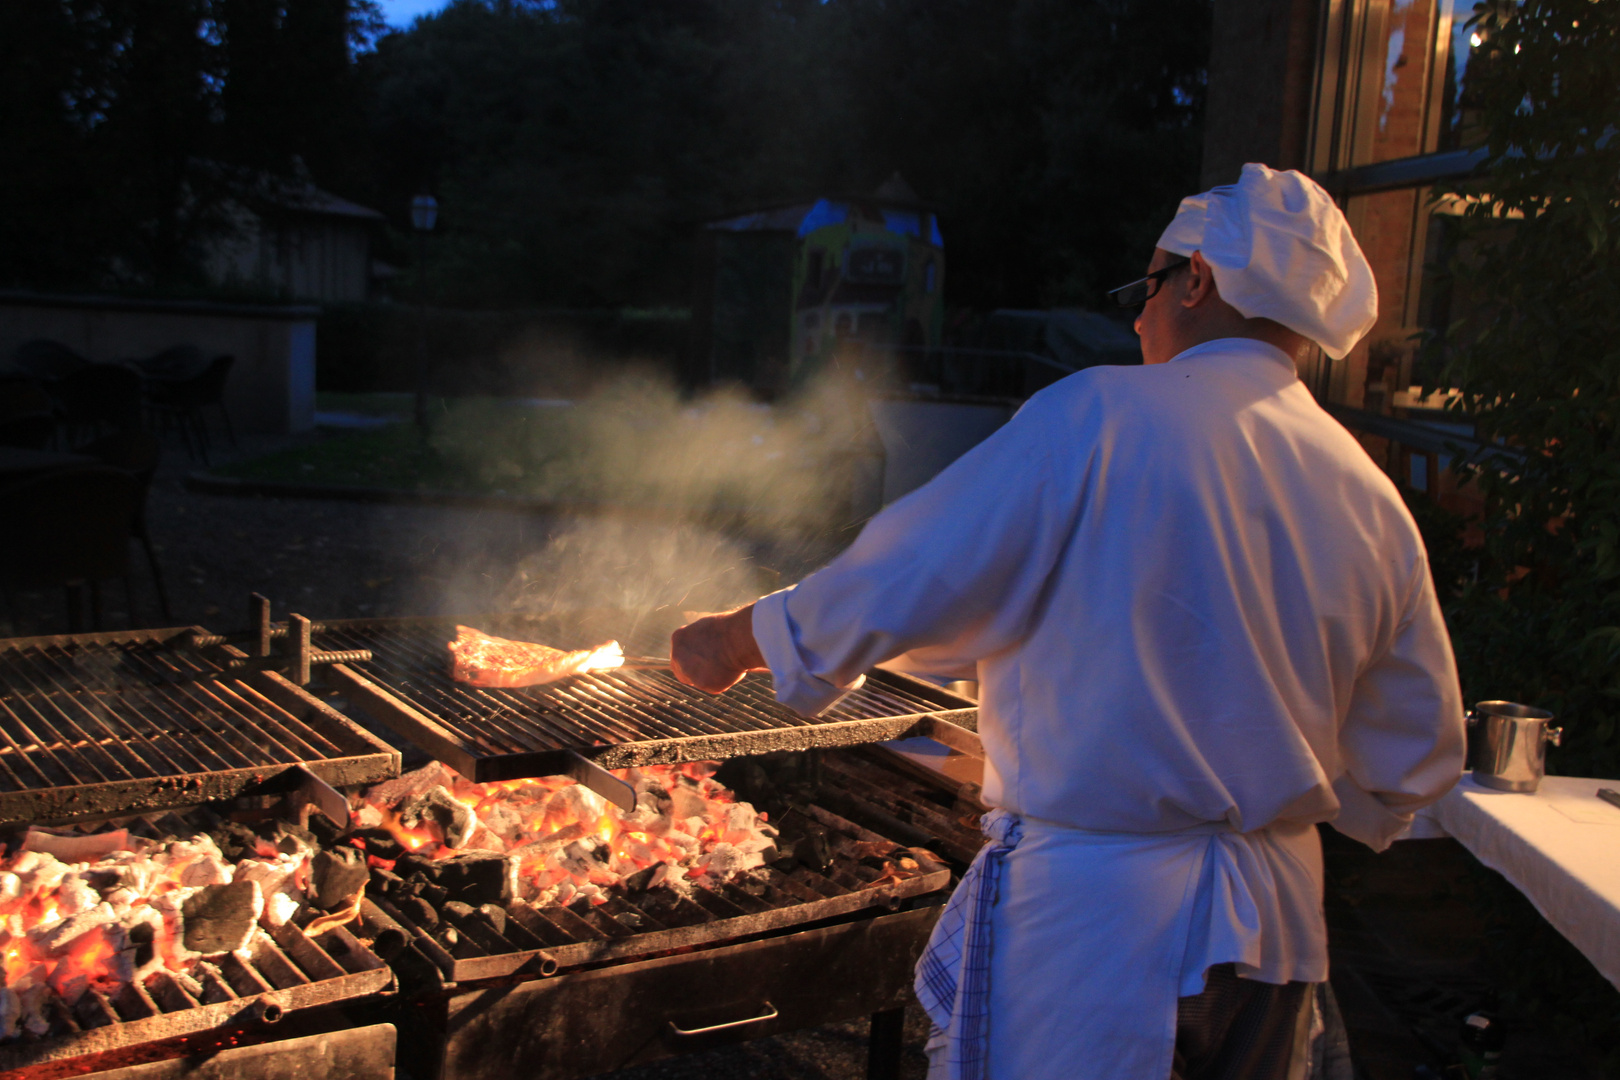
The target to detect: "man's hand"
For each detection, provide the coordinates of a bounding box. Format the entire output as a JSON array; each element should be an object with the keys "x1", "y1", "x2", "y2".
[{"x1": 670, "y1": 605, "x2": 766, "y2": 694}]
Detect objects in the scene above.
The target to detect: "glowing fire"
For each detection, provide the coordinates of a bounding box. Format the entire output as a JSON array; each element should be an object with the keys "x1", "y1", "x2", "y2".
[
  {"x1": 446, "y1": 625, "x2": 624, "y2": 688},
  {"x1": 0, "y1": 832, "x2": 315, "y2": 1039},
  {"x1": 360, "y1": 759, "x2": 776, "y2": 908},
  {"x1": 0, "y1": 759, "x2": 777, "y2": 1041}
]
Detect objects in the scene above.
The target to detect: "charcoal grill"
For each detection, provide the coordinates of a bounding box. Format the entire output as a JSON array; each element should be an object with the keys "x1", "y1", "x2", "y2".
[
  {"x1": 304, "y1": 615, "x2": 979, "y2": 782},
  {"x1": 0, "y1": 628, "x2": 400, "y2": 825},
  {"x1": 0, "y1": 608, "x2": 989, "y2": 1080},
  {"x1": 380, "y1": 746, "x2": 987, "y2": 1080},
  {"x1": 366, "y1": 769, "x2": 956, "y2": 984},
  {"x1": 0, "y1": 917, "x2": 392, "y2": 1075}
]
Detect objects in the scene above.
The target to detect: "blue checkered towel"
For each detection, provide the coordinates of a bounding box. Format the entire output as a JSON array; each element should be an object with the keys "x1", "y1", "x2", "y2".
[{"x1": 914, "y1": 808, "x2": 1024, "y2": 1080}]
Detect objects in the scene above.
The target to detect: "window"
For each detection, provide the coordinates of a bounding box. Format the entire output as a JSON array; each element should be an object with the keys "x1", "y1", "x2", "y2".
[
  {"x1": 1299, "y1": 0, "x2": 1505, "y2": 507},
  {"x1": 1305, "y1": 0, "x2": 1494, "y2": 417}
]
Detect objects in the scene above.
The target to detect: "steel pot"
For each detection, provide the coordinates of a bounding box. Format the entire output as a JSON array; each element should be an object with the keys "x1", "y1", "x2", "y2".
[{"x1": 1467, "y1": 701, "x2": 1562, "y2": 793}]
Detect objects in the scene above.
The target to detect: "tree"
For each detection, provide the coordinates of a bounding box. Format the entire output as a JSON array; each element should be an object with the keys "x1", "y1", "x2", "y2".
[
  {"x1": 1427, "y1": 0, "x2": 1620, "y2": 779},
  {"x1": 359, "y1": 0, "x2": 1210, "y2": 309},
  {"x1": 0, "y1": 0, "x2": 382, "y2": 292}
]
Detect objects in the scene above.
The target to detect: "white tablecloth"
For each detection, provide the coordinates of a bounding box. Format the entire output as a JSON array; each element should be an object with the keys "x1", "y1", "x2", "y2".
[{"x1": 1407, "y1": 775, "x2": 1620, "y2": 990}]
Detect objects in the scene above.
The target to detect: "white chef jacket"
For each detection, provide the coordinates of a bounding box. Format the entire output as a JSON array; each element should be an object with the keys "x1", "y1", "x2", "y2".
[{"x1": 752, "y1": 337, "x2": 1465, "y2": 1078}]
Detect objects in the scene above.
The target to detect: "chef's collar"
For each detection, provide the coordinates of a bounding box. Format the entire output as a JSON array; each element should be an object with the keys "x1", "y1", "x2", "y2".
[{"x1": 1167, "y1": 337, "x2": 1301, "y2": 373}]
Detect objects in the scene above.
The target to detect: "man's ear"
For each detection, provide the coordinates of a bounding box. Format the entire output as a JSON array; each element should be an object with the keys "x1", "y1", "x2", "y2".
[{"x1": 1183, "y1": 251, "x2": 1219, "y2": 308}]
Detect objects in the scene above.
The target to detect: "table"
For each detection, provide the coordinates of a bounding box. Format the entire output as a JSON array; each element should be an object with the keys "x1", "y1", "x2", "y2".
[
  {"x1": 0, "y1": 446, "x2": 96, "y2": 482},
  {"x1": 1407, "y1": 775, "x2": 1620, "y2": 990}
]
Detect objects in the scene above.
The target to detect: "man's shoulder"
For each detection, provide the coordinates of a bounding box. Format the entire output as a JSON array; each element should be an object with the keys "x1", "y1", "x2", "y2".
[{"x1": 1019, "y1": 361, "x2": 1163, "y2": 418}]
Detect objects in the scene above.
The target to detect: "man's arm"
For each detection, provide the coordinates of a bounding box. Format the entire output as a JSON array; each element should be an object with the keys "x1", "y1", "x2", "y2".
[
  {"x1": 1333, "y1": 558, "x2": 1467, "y2": 850},
  {"x1": 672, "y1": 391, "x2": 1086, "y2": 710}
]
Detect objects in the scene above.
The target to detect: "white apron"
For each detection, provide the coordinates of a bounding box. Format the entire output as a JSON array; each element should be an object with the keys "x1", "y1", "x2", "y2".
[{"x1": 918, "y1": 811, "x2": 1325, "y2": 1080}]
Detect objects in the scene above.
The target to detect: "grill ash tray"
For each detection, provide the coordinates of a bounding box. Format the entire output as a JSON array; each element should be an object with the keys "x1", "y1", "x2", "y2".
[
  {"x1": 310, "y1": 615, "x2": 979, "y2": 781},
  {"x1": 0, "y1": 628, "x2": 400, "y2": 825},
  {"x1": 0, "y1": 916, "x2": 392, "y2": 1074}
]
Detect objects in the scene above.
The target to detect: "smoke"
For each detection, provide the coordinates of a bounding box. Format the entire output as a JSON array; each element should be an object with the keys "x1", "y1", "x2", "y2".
[{"x1": 413, "y1": 363, "x2": 886, "y2": 644}]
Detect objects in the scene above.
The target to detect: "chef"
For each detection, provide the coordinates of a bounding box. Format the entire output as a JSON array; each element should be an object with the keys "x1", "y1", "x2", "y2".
[{"x1": 670, "y1": 163, "x2": 1465, "y2": 1080}]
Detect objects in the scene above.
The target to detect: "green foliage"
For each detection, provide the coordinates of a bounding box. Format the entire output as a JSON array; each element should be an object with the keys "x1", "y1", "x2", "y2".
[
  {"x1": 0, "y1": 0, "x2": 382, "y2": 291},
  {"x1": 1424, "y1": 0, "x2": 1620, "y2": 777},
  {"x1": 2, "y1": 0, "x2": 1207, "y2": 308},
  {"x1": 360, "y1": 0, "x2": 1209, "y2": 310}
]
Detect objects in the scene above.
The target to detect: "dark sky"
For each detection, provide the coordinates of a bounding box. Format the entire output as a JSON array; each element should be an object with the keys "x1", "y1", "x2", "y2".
[{"x1": 377, "y1": 0, "x2": 448, "y2": 29}]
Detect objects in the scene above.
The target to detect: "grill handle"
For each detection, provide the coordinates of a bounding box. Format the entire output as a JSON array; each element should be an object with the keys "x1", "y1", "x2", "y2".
[
  {"x1": 668, "y1": 1002, "x2": 778, "y2": 1036},
  {"x1": 565, "y1": 751, "x2": 637, "y2": 812}
]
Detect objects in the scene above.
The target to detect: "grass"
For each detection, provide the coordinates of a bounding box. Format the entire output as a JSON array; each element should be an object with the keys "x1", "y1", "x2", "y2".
[
  {"x1": 219, "y1": 422, "x2": 466, "y2": 491},
  {"x1": 314, "y1": 391, "x2": 417, "y2": 416}
]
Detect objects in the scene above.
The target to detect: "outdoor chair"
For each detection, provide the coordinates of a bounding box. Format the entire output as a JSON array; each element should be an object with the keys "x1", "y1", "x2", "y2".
[
  {"x1": 133, "y1": 343, "x2": 206, "y2": 381},
  {"x1": 12, "y1": 338, "x2": 92, "y2": 381},
  {"x1": 77, "y1": 429, "x2": 172, "y2": 621},
  {"x1": 0, "y1": 376, "x2": 55, "y2": 449},
  {"x1": 47, "y1": 362, "x2": 145, "y2": 444},
  {"x1": 0, "y1": 466, "x2": 140, "y2": 633},
  {"x1": 145, "y1": 353, "x2": 236, "y2": 462}
]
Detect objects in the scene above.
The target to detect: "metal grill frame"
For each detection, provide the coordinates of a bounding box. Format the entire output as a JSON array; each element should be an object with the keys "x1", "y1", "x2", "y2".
[
  {"x1": 366, "y1": 796, "x2": 952, "y2": 984},
  {"x1": 306, "y1": 615, "x2": 978, "y2": 781},
  {"x1": 0, "y1": 918, "x2": 393, "y2": 1074},
  {"x1": 0, "y1": 627, "x2": 400, "y2": 825}
]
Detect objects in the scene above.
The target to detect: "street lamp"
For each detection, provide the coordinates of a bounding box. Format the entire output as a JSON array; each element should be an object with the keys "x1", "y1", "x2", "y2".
[{"x1": 411, "y1": 193, "x2": 438, "y2": 433}]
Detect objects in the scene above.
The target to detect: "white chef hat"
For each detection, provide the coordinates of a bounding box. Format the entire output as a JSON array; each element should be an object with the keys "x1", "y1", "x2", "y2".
[{"x1": 1156, "y1": 163, "x2": 1377, "y2": 360}]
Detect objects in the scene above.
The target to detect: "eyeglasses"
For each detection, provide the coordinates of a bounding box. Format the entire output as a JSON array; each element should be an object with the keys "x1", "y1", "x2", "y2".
[{"x1": 1107, "y1": 257, "x2": 1191, "y2": 309}]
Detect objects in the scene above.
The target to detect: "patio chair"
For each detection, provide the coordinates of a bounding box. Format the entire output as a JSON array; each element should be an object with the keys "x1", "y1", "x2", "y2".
[
  {"x1": 145, "y1": 353, "x2": 236, "y2": 462},
  {"x1": 0, "y1": 376, "x2": 55, "y2": 449},
  {"x1": 12, "y1": 339, "x2": 92, "y2": 381},
  {"x1": 76, "y1": 429, "x2": 172, "y2": 621},
  {"x1": 0, "y1": 466, "x2": 140, "y2": 632},
  {"x1": 133, "y1": 344, "x2": 207, "y2": 381},
  {"x1": 47, "y1": 362, "x2": 144, "y2": 444}
]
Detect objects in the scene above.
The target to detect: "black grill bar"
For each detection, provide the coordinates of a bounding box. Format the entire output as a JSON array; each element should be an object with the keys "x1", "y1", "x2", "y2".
[
  {"x1": 0, "y1": 628, "x2": 400, "y2": 825},
  {"x1": 322, "y1": 623, "x2": 811, "y2": 745},
  {"x1": 0, "y1": 917, "x2": 392, "y2": 1074},
  {"x1": 312, "y1": 617, "x2": 975, "y2": 781},
  {"x1": 20, "y1": 644, "x2": 259, "y2": 775},
  {"x1": 362, "y1": 749, "x2": 959, "y2": 983}
]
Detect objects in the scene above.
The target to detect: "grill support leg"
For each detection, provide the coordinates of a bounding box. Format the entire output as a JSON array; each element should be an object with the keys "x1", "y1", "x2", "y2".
[
  {"x1": 868, "y1": 1005, "x2": 906, "y2": 1080},
  {"x1": 252, "y1": 592, "x2": 273, "y2": 656}
]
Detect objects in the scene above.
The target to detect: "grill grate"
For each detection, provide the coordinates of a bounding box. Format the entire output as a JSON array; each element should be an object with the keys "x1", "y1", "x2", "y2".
[
  {"x1": 0, "y1": 629, "x2": 400, "y2": 824},
  {"x1": 312, "y1": 617, "x2": 976, "y2": 780},
  {"x1": 0, "y1": 917, "x2": 392, "y2": 1073}
]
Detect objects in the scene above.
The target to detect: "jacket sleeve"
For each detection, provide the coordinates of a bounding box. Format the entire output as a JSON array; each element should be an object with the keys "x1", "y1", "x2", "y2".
[
  {"x1": 1331, "y1": 558, "x2": 1467, "y2": 850},
  {"x1": 753, "y1": 396, "x2": 1086, "y2": 715}
]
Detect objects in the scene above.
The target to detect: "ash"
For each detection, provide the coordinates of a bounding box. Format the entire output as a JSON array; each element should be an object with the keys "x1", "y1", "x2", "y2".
[{"x1": 359, "y1": 759, "x2": 780, "y2": 909}]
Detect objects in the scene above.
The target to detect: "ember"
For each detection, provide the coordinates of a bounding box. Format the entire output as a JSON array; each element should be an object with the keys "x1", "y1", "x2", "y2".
[
  {"x1": 360, "y1": 760, "x2": 778, "y2": 908},
  {"x1": 0, "y1": 823, "x2": 339, "y2": 1043}
]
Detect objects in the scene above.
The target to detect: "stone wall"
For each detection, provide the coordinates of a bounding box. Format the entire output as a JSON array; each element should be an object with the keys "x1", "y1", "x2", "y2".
[{"x1": 0, "y1": 291, "x2": 317, "y2": 435}]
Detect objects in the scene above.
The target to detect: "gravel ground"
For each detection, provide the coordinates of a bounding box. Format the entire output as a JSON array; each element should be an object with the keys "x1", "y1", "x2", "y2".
[
  {"x1": 585, "y1": 1005, "x2": 933, "y2": 1080},
  {"x1": 6, "y1": 428, "x2": 924, "y2": 1079}
]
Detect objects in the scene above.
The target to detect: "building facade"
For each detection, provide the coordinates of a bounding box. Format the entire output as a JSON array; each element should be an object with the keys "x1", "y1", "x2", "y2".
[
  {"x1": 691, "y1": 178, "x2": 945, "y2": 396},
  {"x1": 1205, "y1": 0, "x2": 1494, "y2": 440}
]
